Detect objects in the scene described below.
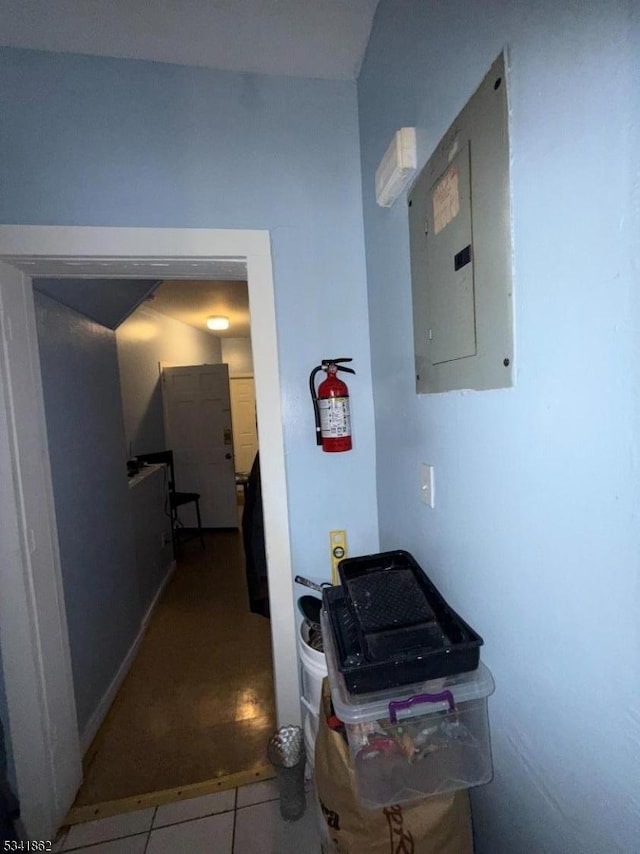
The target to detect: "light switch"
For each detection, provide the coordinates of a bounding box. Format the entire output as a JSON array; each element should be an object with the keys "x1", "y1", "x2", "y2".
[{"x1": 420, "y1": 463, "x2": 435, "y2": 508}]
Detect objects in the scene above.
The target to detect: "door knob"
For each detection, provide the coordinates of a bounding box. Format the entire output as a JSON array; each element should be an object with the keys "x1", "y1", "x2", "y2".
[{"x1": 225, "y1": 453, "x2": 232, "y2": 460}]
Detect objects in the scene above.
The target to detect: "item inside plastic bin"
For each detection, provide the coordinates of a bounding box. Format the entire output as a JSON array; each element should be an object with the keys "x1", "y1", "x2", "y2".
[{"x1": 350, "y1": 709, "x2": 478, "y2": 766}]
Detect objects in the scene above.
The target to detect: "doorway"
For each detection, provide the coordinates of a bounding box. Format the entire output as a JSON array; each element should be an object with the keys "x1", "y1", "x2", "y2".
[
  {"x1": 32, "y1": 273, "x2": 274, "y2": 817},
  {"x1": 0, "y1": 226, "x2": 298, "y2": 842}
]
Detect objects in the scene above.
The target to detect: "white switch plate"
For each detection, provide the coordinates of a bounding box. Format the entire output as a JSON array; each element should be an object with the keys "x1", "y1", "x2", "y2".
[{"x1": 420, "y1": 463, "x2": 435, "y2": 507}]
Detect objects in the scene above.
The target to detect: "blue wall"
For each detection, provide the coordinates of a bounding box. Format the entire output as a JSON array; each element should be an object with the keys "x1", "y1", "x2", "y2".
[
  {"x1": 0, "y1": 46, "x2": 379, "y2": 582},
  {"x1": 34, "y1": 293, "x2": 140, "y2": 734},
  {"x1": 358, "y1": 1, "x2": 639, "y2": 851}
]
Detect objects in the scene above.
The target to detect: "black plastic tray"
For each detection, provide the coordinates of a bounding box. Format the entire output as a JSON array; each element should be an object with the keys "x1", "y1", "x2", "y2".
[{"x1": 324, "y1": 550, "x2": 483, "y2": 694}]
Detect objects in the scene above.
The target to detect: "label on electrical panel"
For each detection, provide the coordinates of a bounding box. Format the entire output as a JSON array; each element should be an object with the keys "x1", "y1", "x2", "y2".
[
  {"x1": 319, "y1": 397, "x2": 351, "y2": 438},
  {"x1": 432, "y1": 166, "x2": 459, "y2": 235}
]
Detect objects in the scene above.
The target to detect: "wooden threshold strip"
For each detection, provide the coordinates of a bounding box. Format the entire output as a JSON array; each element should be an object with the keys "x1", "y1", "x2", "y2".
[{"x1": 65, "y1": 765, "x2": 274, "y2": 825}]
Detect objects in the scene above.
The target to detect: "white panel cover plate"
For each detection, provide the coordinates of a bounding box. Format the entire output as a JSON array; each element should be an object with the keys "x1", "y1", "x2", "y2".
[{"x1": 426, "y1": 143, "x2": 476, "y2": 365}]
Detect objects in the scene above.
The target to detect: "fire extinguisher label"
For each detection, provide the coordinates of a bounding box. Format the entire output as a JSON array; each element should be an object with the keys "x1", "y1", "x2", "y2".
[{"x1": 319, "y1": 397, "x2": 351, "y2": 438}]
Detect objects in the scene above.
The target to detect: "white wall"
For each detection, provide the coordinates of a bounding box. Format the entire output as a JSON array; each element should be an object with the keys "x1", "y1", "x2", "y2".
[
  {"x1": 116, "y1": 305, "x2": 222, "y2": 455},
  {"x1": 358, "y1": 2, "x2": 640, "y2": 852},
  {"x1": 221, "y1": 337, "x2": 253, "y2": 376}
]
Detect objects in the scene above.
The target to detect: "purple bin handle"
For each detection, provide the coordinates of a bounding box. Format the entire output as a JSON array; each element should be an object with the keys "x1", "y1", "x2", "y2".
[{"x1": 388, "y1": 690, "x2": 455, "y2": 724}]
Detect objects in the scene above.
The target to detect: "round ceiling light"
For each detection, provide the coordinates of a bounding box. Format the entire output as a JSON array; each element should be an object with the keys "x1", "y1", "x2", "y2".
[{"x1": 206, "y1": 315, "x2": 230, "y2": 331}]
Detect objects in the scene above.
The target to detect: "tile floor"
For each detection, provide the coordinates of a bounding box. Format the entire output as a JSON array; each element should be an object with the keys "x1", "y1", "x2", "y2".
[{"x1": 55, "y1": 780, "x2": 322, "y2": 854}]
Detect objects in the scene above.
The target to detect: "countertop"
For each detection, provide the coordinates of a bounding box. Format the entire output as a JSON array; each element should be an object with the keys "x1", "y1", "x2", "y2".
[{"x1": 128, "y1": 463, "x2": 166, "y2": 489}]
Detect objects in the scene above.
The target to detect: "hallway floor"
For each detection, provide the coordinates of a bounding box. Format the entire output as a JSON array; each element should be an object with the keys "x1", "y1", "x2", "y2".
[{"x1": 72, "y1": 530, "x2": 276, "y2": 812}]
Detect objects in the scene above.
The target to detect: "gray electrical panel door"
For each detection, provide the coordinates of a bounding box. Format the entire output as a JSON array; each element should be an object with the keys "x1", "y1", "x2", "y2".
[
  {"x1": 426, "y1": 142, "x2": 475, "y2": 365},
  {"x1": 409, "y1": 52, "x2": 513, "y2": 393}
]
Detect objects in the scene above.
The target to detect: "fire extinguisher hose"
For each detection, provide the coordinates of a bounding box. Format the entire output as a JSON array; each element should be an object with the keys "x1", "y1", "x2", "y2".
[{"x1": 309, "y1": 365, "x2": 324, "y2": 445}]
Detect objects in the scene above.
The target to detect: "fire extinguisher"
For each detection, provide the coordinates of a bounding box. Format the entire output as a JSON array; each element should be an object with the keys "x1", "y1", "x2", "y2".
[{"x1": 309, "y1": 358, "x2": 355, "y2": 452}]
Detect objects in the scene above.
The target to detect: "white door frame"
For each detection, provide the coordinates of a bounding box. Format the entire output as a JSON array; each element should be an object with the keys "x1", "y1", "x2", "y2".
[{"x1": 0, "y1": 226, "x2": 298, "y2": 840}]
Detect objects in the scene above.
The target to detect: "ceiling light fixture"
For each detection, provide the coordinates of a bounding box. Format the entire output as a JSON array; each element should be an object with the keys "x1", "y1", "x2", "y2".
[{"x1": 206, "y1": 315, "x2": 230, "y2": 331}]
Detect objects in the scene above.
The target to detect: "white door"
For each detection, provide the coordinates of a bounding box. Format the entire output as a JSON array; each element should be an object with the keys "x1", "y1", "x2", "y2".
[
  {"x1": 162, "y1": 364, "x2": 238, "y2": 528},
  {"x1": 230, "y1": 376, "x2": 258, "y2": 474}
]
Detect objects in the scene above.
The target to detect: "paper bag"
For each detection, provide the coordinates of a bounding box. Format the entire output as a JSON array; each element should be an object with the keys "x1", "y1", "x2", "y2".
[{"x1": 315, "y1": 679, "x2": 473, "y2": 854}]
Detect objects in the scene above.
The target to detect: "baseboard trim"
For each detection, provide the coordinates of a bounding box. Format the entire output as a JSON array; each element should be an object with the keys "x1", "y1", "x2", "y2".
[{"x1": 80, "y1": 559, "x2": 176, "y2": 755}]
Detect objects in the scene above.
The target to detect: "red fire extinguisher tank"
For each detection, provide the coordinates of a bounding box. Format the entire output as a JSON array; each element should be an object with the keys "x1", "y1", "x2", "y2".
[{"x1": 317, "y1": 363, "x2": 352, "y2": 453}]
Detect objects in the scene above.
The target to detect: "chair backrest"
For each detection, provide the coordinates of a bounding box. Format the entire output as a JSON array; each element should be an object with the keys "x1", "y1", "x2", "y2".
[{"x1": 136, "y1": 450, "x2": 176, "y2": 492}]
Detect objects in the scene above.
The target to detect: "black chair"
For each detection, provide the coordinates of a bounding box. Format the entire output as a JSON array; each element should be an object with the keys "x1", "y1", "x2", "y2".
[{"x1": 136, "y1": 450, "x2": 205, "y2": 549}]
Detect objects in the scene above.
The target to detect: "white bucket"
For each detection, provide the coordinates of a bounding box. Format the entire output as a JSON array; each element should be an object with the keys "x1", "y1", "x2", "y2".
[
  {"x1": 298, "y1": 621, "x2": 327, "y2": 715},
  {"x1": 303, "y1": 709, "x2": 318, "y2": 771}
]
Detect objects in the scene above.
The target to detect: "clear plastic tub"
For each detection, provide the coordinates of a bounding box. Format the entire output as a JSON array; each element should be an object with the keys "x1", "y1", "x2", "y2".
[{"x1": 321, "y1": 609, "x2": 495, "y2": 809}]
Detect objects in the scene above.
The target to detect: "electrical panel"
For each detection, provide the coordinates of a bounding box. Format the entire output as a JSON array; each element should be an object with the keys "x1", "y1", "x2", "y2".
[{"x1": 409, "y1": 53, "x2": 513, "y2": 394}]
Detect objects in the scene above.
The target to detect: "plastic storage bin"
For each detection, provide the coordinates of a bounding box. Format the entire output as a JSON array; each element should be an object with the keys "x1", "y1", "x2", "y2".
[{"x1": 321, "y1": 610, "x2": 495, "y2": 809}]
